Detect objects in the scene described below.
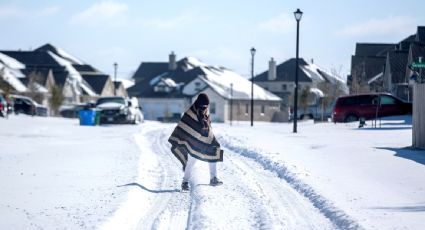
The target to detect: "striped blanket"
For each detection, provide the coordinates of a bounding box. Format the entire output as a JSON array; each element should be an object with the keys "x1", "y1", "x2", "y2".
[{"x1": 168, "y1": 105, "x2": 224, "y2": 170}]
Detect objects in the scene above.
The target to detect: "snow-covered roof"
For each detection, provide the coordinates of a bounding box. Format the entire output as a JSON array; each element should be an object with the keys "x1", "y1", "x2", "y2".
[
  {"x1": 183, "y1": 58, "x2": 280, "y2": 101},
  {"x1": 0, "y1": 63, "x2": 27, "y2": 92},
  {"x1": 55, "y1": 47, "x2": 84, "y2": 65},
  {"x1": 301, "y1": 62, "x2": 347, "y2": 85},
  {"x1": 32, "y1": 82, "x2": 49, "y2": 93},
  {"x1": 149, "y1": 72, "x2": 169, "y2": 86},
  {"x1": 117, "y1": 78, "x2": 135, "y2": 89},
  {"x1": 48, "y1": 51, "x2": 96, "y2": 96},
  {"x1": 300, "y1": 64, "x2": 325, "y2": 82},
  {"x1": 0, "y1": 52, "x2": 25, "y2": 69},
  {"x1": 36, "y1": 44, "x2": 84, "y2": 65},
  {"x1": 161, "y1": 78, "x2": 177, "y2": 87}
]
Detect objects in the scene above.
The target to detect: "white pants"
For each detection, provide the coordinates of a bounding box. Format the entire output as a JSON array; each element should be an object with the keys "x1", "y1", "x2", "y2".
[{"x1": 183, "y1": 155, "x2": 217, "y2": 182}]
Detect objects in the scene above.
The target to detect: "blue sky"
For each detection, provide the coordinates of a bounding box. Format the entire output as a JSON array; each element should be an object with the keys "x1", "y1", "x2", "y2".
[{"x1": 1, "y1": 0, "x2": 424, "y2": 79}]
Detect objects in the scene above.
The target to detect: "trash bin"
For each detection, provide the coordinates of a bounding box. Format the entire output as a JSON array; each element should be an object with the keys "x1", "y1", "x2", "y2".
[
  {"x1": 79, "y1": 109, "x2": 97, "y2": 126},
  {"x1": 94, "y1": 109, "x2": 100, "y2": 125}
]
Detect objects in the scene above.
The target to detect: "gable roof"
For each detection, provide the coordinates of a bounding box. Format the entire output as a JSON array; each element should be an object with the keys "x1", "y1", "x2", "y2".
[
  {"x1": 0, "y1": 50, "x2": 61, "y2": 68},
  {"x1": 197, "y1": 65, "x2": 281, "y2": 101},
  {"x1": 254, "y1": 58, "x2": 315, "y2": 82},
  {"x1": 35, "y1": 43, "x2": 84, "y2": 65},
  {"x1": 132, "y1": 62, "x2": 168, "y2": 83},
  {"x1": 72, "y1": 64, "x2": 99, "y2": 73},
  {"x1": 128, "y1": 58, "x2": 202, "y2": 98},
  {"x1": 354, "y1": 43, "x2": 396, "y2": 57},
  {"x1": 129, "y1": 56, "x2": 281, "y2": 101},
  {"x1": 81, "y1": 74, "x2": 109, "y2": 95},
  {"x1": 52, "y1": 71, "x2": 68, "y2": 87}
]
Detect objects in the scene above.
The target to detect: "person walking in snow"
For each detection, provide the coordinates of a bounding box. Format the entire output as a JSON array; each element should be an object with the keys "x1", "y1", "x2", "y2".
[{"x1": 168, "y1": 93, "x2": 224, "y2": 191}]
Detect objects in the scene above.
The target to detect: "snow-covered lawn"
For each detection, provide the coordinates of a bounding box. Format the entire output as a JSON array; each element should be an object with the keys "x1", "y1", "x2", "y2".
[{"x1": 1, "y1": 115, "x2": 424, "y2": 229}]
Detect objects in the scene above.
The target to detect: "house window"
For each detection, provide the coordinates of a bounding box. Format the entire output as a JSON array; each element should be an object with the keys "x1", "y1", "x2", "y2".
[
  {"x1": 210, "y1": 102, "x2": 216, "y2": 114},
  {"x1": 245, "y1": 103, "x2": 249, "y2": 115},
  {"x1": 195, "y1": 82, "x2": 201, "y2": 91},
  {"x1": 261, "y1": 105, "x2": 265, "y2": 115},
  {"x1": 282, "y1": 84, "x2": 287, "y2": 91}
]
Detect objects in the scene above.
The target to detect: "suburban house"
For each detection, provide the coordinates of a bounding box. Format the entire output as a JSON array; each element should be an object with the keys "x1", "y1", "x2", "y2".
[
  {"x1": 0, "y1": 43, "x2": 124, "y2": 109},
  {"x1": 349, "y1": 43, "x2": 395, "y2": 94},
  {"x1": 128, "y1": 53, "x2": 281, "y2": 122},
  {"x1": 254, "y1": 57, "x2": 346, "y2": 110},
  {"x1": 350, "y1": 26, "x2": 425, "y2": 101}
]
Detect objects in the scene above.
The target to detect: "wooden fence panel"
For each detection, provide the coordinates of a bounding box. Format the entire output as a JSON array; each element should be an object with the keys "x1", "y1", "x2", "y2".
[{"x1": 413, "y1": 84, "x2": 425, "y2": 149}]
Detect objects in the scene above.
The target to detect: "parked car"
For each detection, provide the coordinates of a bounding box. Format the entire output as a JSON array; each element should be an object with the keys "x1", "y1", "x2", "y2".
[
  {"x1": 10, "y1": 95, "x2": 49, "y2": 117},
  {"x1": 0, "y1": 93, "x2": 8, "y2": 117},
  {"x1": 289, "y1": 97, "x2": 335, "y2": 121},
  {"x1": 332, "y1": 93, "x2": 412, "y2": 123},
  {"x1": 95, "y1": 96, "x2": 143, "y2": 124},
  {"x1": 59, "y1": 103, "x2": 91, "y2": 118}
]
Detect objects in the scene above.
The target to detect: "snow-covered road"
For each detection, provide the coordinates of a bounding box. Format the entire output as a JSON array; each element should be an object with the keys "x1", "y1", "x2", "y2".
[
  {"x1": 103, "y1": 124, "x2": 337, "y2": 229},
  {"x1": 2, "y1": 115, "x2": 423, "y2": 229}
]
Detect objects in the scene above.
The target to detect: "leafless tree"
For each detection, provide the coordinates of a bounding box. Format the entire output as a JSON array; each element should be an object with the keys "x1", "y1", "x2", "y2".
[
  {"x1": 26, "y1": 72, "x2": 44, "y2": 104},
  {"x1": 49, "y1": 84, "x2": 64, "y2": 116}
]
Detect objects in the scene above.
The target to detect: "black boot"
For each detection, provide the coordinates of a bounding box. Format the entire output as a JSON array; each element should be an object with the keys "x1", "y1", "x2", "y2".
[
  {"x1": 210, "y1": 177, "x2": 223, "y2": 186},
  {"x1": 181, "y1": 181, "x2": 189, "y2": 191}
]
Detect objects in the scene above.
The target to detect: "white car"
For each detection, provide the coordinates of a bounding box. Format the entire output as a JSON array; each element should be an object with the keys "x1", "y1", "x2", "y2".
[{"x1": 95, "y1": 96, "x2": 143, "y2": 124}]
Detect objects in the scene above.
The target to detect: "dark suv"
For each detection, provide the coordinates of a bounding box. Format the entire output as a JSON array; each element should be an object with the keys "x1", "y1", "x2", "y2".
[
  {"x1": 10, "y1": 95, "x2": 48, "y2": 116},
  {"x1": 332, "y1": 93, "x2": 412, "y2": 123}
]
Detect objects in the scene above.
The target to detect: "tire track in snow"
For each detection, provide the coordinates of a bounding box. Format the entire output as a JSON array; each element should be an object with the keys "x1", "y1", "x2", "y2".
[
  {"x1": 135, "y1": 127, "x2": 191, "y2": 229},
  {"x1": 224, "y1": 150, "x2": 335, "y2": 229},
  {"x1": 218, "y1": 135, "x2": 364, "y2": 230}
]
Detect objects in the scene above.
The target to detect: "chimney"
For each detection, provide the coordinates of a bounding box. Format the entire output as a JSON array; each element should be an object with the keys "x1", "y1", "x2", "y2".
[
  {"x1": 169, "y1": 51, "x2": 177, "y2": 70},
  {"x1": 268, "y1": 58, "x2": 277, "y2": 80}
]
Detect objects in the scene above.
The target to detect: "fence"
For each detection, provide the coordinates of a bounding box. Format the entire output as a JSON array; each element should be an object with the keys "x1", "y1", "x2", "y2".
[{"x1": 413, "y1": 83, "x2": 425, "y2": 149}]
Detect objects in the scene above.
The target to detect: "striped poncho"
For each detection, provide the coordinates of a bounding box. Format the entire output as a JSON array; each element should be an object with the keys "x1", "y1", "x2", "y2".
[{"x1": 168, "y1": 105, "x2": 224, "y2": 170}]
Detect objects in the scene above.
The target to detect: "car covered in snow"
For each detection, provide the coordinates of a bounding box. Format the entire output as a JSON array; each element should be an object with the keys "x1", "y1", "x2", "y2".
[{"x1": 95, "y1": 96, "x2": 143, "y2": 124}]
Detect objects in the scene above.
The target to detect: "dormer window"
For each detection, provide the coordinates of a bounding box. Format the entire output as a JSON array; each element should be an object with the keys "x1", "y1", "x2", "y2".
[{"x1": 153, "y1": 77, "x2": 177, "y2": 93}]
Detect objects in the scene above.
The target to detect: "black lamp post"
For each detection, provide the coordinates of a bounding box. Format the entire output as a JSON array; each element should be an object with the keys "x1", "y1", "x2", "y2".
[
  {"x1": 230, "y1": 83, "x2": 233, "y2": 126},
  {"x1": 293, "y1": 8, "x2": 303, "y2": 133},
  {"x1": 250, "y1": 47, "x2": 256, "y2": 127},
  {"x1": 113, "y1": 62, "x2": 118, "y2": 96}
]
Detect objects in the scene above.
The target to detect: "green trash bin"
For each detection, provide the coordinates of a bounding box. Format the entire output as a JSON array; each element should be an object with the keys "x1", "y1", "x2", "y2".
[{"x1": 94, "y1": 109, "x2": 101, "y2": 125}]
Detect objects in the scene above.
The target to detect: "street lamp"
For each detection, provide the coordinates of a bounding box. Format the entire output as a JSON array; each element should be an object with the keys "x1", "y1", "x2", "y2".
[
  {"x1": 230, "y1": 83, "x2": 233, "y2": 126},
  {"x1": 293, "y1": 8, "x2": 303, "y2": 133},
  {"x1": 250, "y1": 47, "x2": 256, "y2": 127},
  {"x1": 113, "y1": 62, "x2": 118, "y2": 96}
]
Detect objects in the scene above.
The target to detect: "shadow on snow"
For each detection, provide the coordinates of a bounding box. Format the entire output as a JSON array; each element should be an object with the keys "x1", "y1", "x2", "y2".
[
  {"x1": 376, "y1": 147, "x2": 425, "y2": 166},
  {"x1": 118, "y1": 183, "x2": 180, "y2": 193},
  {"x1": 370, "y1": 204, "x2": 425, "y2": 212}
]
